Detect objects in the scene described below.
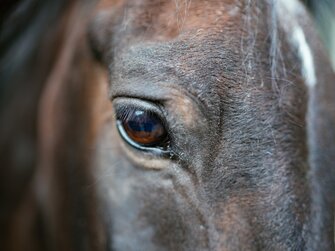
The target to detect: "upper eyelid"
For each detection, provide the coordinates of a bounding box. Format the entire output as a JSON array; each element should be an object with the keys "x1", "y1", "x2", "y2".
[{"x1": 110, "y1": 85, "x2": 209, "y2": 120}]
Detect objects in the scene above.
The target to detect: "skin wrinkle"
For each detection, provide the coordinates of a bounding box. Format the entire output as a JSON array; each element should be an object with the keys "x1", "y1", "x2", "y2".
[
  {"x1": 166, "y1": 165, "x2": 211, "y2": 249},
  {"x1": 88, "y1": 0, "x2": 335, "y2": 250}
]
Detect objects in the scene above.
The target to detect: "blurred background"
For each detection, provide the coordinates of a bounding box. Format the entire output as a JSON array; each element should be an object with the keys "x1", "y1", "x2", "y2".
[{"x1": 304, "y1": 0, "x2": 335, "y2": 69}]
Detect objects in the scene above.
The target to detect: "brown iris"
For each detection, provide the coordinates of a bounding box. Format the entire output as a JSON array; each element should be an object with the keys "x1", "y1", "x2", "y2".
[{"x1": 118, "y1": 109, "x2": 168, "y2": 147}]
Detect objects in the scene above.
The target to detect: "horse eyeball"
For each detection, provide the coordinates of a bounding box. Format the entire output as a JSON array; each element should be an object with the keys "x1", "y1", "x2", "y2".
[{"x1": 117, "y1": 109, "x2": 168, "y2": 148}]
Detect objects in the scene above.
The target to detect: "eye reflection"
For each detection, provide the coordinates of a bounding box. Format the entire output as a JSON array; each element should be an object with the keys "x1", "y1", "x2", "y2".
[{"x1": 116, "y1": 108, "x2": 169, "y2": 149}]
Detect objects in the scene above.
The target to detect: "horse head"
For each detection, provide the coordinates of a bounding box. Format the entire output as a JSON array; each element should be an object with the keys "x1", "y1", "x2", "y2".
[{"x1": 89, "y1": 0, "x2": 335, "y2": 250}]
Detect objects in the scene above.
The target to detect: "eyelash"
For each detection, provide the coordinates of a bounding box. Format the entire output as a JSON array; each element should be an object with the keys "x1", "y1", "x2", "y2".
[{"x1": 116, "y1": 106, "x2": 157, "y2": 123}]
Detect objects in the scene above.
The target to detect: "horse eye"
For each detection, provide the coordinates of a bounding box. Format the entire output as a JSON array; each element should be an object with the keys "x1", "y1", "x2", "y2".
[{"x1": 116, "y1": 109, "x2": 169, "y2": 150}]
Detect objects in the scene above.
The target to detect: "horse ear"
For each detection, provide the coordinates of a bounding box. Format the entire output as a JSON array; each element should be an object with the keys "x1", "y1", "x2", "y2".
[{"x1": 88, "y1": 3, "x2": 121, "y2": 64}]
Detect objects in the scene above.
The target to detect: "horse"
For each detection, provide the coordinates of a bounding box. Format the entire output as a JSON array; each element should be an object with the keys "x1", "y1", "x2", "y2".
[{"x1": 1, "y1": 0, "x2": 335, "y2": 250}]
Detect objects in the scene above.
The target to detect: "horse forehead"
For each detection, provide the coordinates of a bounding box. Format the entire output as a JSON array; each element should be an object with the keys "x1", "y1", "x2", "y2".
[
  {"x1": 112, "y1": 0, "x2": 252, "y2": 76},
  {"x1": 118, "y1": 0, "x2": 246, "y2": 39},
  {"x1": 123, "y1": 0, "x2": 239, "y2": 17},
  {"x1": 111, "y1": 0, "x2": 268, "y2": 107}
]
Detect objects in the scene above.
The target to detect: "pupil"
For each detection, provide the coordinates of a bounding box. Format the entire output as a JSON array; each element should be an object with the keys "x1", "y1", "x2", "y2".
[{"x1": 121, "y1": 109, "x2": 167, "y2": 146}]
